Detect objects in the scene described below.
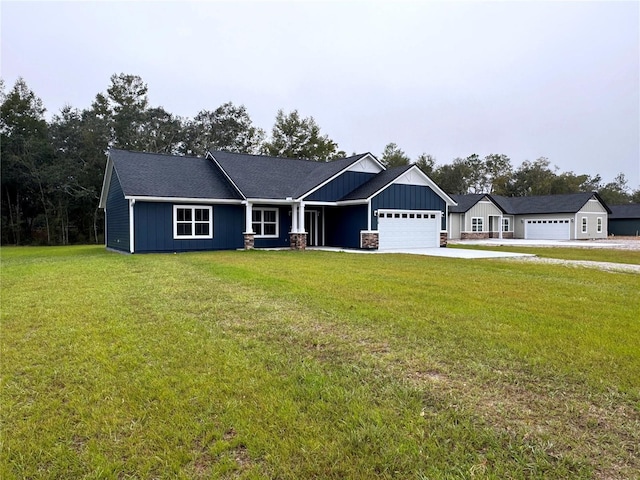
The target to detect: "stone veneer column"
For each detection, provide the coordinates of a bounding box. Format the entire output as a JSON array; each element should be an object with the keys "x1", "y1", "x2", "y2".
[
  {"x1": 360, "y1": 231, "x2": 379, "y2": 249},
  {"x1": 440, "y1": 232, "x2": 448, "y2": 247},
  {"x1": 289, "y1": 232, "x2": 307, "y2": 250},
  {"x1": 243, "y1": 233, "x2": 255, "y2": 250}
]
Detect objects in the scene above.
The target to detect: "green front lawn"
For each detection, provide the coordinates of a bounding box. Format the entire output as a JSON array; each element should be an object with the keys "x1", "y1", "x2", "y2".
[{"x1": 2, "y1": 246, "x2": 638, "y2": 479}]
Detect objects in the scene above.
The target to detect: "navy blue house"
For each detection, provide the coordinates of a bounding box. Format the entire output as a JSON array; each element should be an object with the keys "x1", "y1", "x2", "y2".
[{"x1": 99, "y1": 149, "x2": 456, "y2": 253}]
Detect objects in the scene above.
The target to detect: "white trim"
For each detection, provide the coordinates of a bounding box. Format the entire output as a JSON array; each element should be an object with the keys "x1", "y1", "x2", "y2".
[
  {"x1": 129, "y1": 199, "x2": 135, "y2": 253},
  {"x1": 581, "y1": 216, "x2": 588, "y2": 233},
  {"x1": 245, "y1": 198, "x2": 296, "y2": 205},
  {"x1": 578, "y1": 211, "x2": 609, "y2": 215},
  {"x1": 98, "y1": 155, "x2": 113, "y2": 209},
  {"x1": 597, "y1": 217, "x2": 603, "y2": 233},
  {"x1": 173, "y1": 205, "x2": 214, "y2": 240},
  {"x1": 124, "y1": 195, "x2": 242, "y2": 205},
  {"x1": 252, "y1": 207, "x2": 279, "y2": 238}
]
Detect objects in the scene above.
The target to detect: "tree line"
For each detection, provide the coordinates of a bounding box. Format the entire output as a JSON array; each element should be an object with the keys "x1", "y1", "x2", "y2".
[{"x1": 2, "y1": 74, "x2": 638, "y2": 246}]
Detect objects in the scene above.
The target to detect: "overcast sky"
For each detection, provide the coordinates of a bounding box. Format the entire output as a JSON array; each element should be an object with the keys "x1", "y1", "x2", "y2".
[{"x1": 2, "y1": 1, "x2": 639, "y2": 186}]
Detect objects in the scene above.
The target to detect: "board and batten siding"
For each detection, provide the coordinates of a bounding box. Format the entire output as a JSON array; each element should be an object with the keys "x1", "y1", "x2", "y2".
[
  {"x1": 105, "y1": 172, "x2": 130, "y2": 252},
  {"x1": 134, "y1": 202, "x2": 245, "y2": 253},
  {"x1": 371, "y1": 184, "x2": 447, "y2": 230},
  {"x1": 324, "y1": 205, "x2": 368, "y2": 248},
  {"x1": 462, "y1": 200, "x2": 503, "y2": 231},
  {"x1": 305, "y1": 172, "x2": 376, "y2": 202},
  {"x1": 252, "y1": 206, "x2": 292, "y2": 249}
]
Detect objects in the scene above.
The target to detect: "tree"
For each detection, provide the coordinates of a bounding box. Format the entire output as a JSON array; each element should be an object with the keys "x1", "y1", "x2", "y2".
[
  {"x1": 49, "y1": 105, "x2": 110, "y2": 243},
  {"x1": 101, "y1": 73, "x2": 149, "y2": 149},
  {"x1": 137, "y1": 107, "x2": 184, "y2": 155},
  {"x1": 508, "y1": 157, "x2": 558, "y2": 196},
  {"x1": 598, "y1": 173, "x2": 631, "y2": 205},
  {"x1": 483, "y1": 154, "x2": 513, "y2": 194},
  {"x1": 380, "y1": 143, "x2": 410, "y2": 168},
  {"x1": 1, "y1": 78, "x2": 54, "y2": 244},
  {"x1": 182, "y1": 102, "x2": 264, "y2": 156},
  {"x1": 415, "y1": 153, "x2": 436, "y2": 176},
  {"x1": 262, "y1": 109, "x2": 343, "y2": 161},
  {"x1": 431, "y1": 158, "x2": 473, "y2": 194}
]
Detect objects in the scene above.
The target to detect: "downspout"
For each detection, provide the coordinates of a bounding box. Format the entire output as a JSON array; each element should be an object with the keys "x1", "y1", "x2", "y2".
[{"x1": 129, "y1": 199, "x2": 135, "y2": 253}]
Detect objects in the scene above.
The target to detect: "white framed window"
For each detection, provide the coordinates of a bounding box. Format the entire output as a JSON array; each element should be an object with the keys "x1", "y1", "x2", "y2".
[
  {"x1": 252, "y1": 208, "x2": 278, "y2": 238},
  {"x1": 581, "y1": 217, "x2": 588, "y2": 233},
  {"x1": 471, "y1": 217, "x2": 483, "y2": 232},
  {"x1": 597, "y1": 217, "x2": 603, "y2": 233},
  {"x1": 174, "y1": 205, "x2": 213, "y2": 239},
  {"x1": 502, "y1": 217, "x2": 511, "y2": 232}
]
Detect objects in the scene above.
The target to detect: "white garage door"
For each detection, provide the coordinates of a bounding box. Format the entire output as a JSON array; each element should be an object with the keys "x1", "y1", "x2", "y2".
[
  {"x1": 525, "y1": 219, "x2": 571, "y2": 240},
  {"x1": 377, "y1": 210, "x2": 440, "y2": 250}
]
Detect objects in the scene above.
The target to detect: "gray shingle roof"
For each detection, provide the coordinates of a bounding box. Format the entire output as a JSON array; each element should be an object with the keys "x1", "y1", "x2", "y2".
[
  {"x1": 340, "y1": 164, "x2": 413, "y2": 201},
  {"x1": 609, "y1": 204, "x2": 640, "y2": 219},
  {"x1": 491, "y1": 192, "x2": 609, "y2": 215},
  {"x1": 449, "y1": 194, "x2": 496, "y2": 213},
  {"x1": 209, "y1": 150, "x2": 367, "y2": 199},
  {"x1": 110, "y1": 149, "x2": 242, "y2": 200}
]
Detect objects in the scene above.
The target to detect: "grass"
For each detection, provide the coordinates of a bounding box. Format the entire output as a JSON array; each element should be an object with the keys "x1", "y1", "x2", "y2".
[{"x1": 1, "y1": 245, "x2": 639, "y2": 479}]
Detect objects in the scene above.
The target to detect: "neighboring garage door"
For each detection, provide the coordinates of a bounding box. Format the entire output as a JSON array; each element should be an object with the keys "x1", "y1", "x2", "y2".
[
  {"x1": 524, "y1": 219, "x2": 571, "y2": 240},
  {"x1": 377, "y1": 209, "x2": 440, "y2": 249}
]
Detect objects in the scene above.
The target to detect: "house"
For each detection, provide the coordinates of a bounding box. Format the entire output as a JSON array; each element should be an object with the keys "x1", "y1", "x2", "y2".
[
  {"x1": 608, "y1": 204, "x2": 640, "y2": 236},
  {"x1": 99, "y1": 149, "x2": 456, "y2": 253},
  {"x1": 448, "y1": 194, "x2": 513, "y2": 240},
  {"x1": 448, "y1": 192, "x2": 610, "y2": 240}
]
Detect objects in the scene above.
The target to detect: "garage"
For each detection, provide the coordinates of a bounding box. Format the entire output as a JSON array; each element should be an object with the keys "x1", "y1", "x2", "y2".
[
  {"x1": 377, "y1": 209, "x2": 441, "y2": 249},
  {"x1": 524, "y1": 219, "x2": 571, "y2": 240}
]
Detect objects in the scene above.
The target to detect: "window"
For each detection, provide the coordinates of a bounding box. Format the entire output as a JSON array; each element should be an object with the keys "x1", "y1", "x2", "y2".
[
  {"x1": 471, "y1": 217, "x2": 483, "y2": 232},
  {"x1": 597, "y1": 217, "x2": 603, "y2": 233},
  {"x1": 502, "y1": 218, "x2": 510, "y2": 232},
  {"x1": 581, "y1": 217, "x2": 588, "y2": 233},
  {"x1": 252, "y1": 208, "x2": 278, "y2": 237},
  {"x1": 174, "y1": 205, "x2": 213, "y2": 239}
]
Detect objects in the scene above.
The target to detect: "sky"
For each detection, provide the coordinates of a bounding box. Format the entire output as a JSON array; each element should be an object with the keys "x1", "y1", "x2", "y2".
[{"x1": 2, "y1": 0, "x2": 639, "y2": 187}]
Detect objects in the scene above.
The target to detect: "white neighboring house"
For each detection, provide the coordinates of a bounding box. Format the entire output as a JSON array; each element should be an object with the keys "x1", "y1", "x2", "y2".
[{"x1": 448, "y1": 192, "x2": 610, "y2": 241}]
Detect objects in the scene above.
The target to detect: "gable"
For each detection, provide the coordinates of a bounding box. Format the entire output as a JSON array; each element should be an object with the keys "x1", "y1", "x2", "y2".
[
  {"x1": 104, "y1": 149, "x2": 242, "y2": 202},
  {"x1": 346, "y1": 154, "x2": 383, "y2": 174}
]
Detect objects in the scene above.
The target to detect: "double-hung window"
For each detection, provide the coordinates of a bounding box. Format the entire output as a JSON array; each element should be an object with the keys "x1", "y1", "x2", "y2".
[
  {"x1": 252, "y1": 208, "x2": 278, "y2": 238},
  {"x1": 471, "y1": 217, "x2": 483, "y2": 232},
  {"x1": 581, "y1": 217, "x2": 588, "y2": 233},
  {"x1": 502, "y1": 217, "x2": 510, "y2": 232},
  {"x1": 597, "y1": 217, "x2": 603, "y2": 233},
  {"x1": 174, "y1": 205, "x2": 213, "y2": 239}
]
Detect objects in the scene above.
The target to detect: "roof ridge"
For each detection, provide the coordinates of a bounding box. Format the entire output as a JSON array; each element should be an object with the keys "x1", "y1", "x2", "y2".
[{"x1": 109, "y1": 148, "x2": 204, "y2": 161}]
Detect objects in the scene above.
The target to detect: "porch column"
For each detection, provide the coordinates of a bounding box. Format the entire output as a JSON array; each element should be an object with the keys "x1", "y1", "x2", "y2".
[
  {"x1": 244, "y1": 202, "x2": 254, "y2": 233},
  {"x1": 243, "y1": 202, "x2": 255, "y2": 250},
  {"x1": 499, "y1": 215, "x2": 503, "y2": 239},
  {"x1": 298, "y1": 202, "x2": 306, "y2": 233},
  {"x1": 291, "y1": 203, "x2": 299, "y2": 233}
]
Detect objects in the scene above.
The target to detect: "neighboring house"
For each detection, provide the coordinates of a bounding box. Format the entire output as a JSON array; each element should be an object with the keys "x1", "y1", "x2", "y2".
[
  {"x1": 99, "y1": 149, "x2": 456, "y2": 253},
  {"x1": 608, "y1": 204, "x2": 640, "y2": 236},
  {"x1": 447, "y1": 192, "x2": 610, "y2": 240},
  {"x1": 448, "y1": 194, "x2": 514, "y2": 240}
]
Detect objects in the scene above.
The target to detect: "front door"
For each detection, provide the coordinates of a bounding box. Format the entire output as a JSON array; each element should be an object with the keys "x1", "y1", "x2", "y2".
[{"x1": 305, "y1": 210, "x2": 318, "y2": 246}]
